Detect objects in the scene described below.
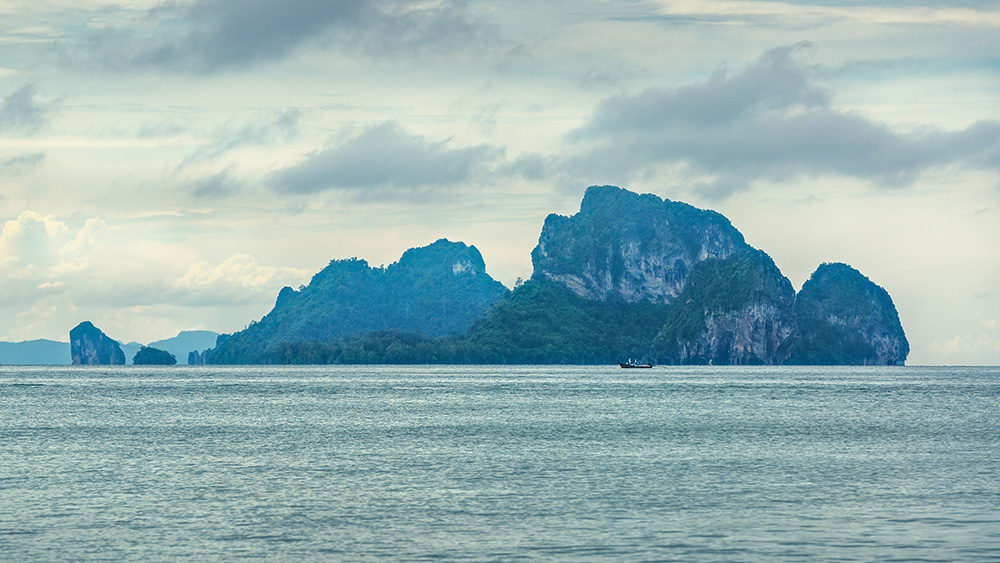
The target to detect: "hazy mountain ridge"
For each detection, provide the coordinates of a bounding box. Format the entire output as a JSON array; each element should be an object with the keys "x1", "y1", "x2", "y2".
[
  {"x1": 147, "y1": 330, "x2": 220, "y2": 365},
  {"x1": 0, "y1": 339, "x2": 71, "y2": 365},
  {"x1": 0, "y1": 329, "x2": 220, "y2": 366}
]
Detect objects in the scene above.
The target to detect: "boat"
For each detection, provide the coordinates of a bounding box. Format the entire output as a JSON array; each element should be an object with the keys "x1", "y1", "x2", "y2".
[{"x1": 618, "y1": 360, "x2": 652, "y2": 369}]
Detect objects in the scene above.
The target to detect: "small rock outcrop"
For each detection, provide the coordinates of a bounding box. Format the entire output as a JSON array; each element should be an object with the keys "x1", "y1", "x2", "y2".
[
  {"x1": 133, "y1": 346, "x2": 177, "y2": 365},
  {"x1": 146, "y1": 330, "x2": 219, "y2": 365},
  {"x1": 189, "y1": 334, "x2": 228, "y2": 365},
  {"x1": 70, "y1": 321, "x2": 125, "y2": 365},
  {"x1": 790, "y1": 263, "x2": 909, "y2": 365}
]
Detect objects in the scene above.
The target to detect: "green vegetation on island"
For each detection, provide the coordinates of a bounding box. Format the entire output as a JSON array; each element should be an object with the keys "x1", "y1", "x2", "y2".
[
  {"x1": 210, "y1": 239, "x2": 509, "y2": 364},
  {"x1": 133, "y1": 346, "x2": 178, "y2": 366},
  {"x1": 790, "y1": 262, "x2": 908, "y2": 365},
  {"x1": 201, "y1": 186, "x2": 908, "y2": 366}
]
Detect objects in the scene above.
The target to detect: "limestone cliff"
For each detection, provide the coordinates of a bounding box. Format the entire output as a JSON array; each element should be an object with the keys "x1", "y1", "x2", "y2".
[
  {"x1": 531, "y1": 186, "x2": 795, "y2": 364},
  {"x1": 70, "y1": 321, "x2": 125, "y2": 365},
  {"x1": 532, "y1": 185, "x2": 746, "y2": 303},
  {"x1": 650, "y1": 249, "x2": 796, "y2": 365},
  {"x1": 790, "y1": 263, "x2": 909, "y2": 365}
]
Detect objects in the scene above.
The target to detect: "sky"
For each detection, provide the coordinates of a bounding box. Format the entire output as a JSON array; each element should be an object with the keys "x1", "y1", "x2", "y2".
[{"x1": 0, "y1": 0, "x2": 997, "y2": 365}]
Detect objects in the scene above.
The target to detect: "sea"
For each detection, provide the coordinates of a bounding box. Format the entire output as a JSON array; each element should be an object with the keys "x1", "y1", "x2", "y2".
[{"x1": 1, "y1": 365, "x2": 997, "y2": 562}]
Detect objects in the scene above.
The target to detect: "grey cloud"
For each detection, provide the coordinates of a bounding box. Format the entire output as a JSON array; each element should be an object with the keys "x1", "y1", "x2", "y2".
[
  {"x1": 497, "y1": 153, "x2": 551, "y2": 181},
  {"x1": 579, "y1": 44, "x2": 829, "y2": 132},
  {"x1": 0, "y1": 85, "x2": 58, "y2": 134},
  {"x1": 80, "y1": 0, "x2": 498, "y2": 73},
  {"x1": 567, "y1": 43, "x2": 1000, "y2": 198},
  {"x1": 188, "y1": 169, "x2": 242, "y2": 198},
  {"x1": 576, "y1": 66, "x2": 636, "y2": 89},
  {"x1": 182, "y1": 108, "x2": 301, "y2": 166},
  {"x1": 269, "y1": 121, "x2": 501, "y2": 198},
  {"x1": 0, "y1": 153, "x2": 46, "y2": 176}
]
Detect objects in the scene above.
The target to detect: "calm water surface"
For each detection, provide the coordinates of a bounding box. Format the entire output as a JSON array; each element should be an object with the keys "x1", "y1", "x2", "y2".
[{"x1": 1, "y1": 365, "x2": 998, "y2": 561}]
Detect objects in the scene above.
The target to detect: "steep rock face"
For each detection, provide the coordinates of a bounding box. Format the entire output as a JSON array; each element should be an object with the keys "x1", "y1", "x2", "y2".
[
  {"x1": 527, "y1": 186, "x2": 796, "y2": 364},
  {"x1": 189, "y1": 334, "x2": 229, "y2": 365},
  {"x1": 210, "y1": 239, "x2": 509, "y2": 363},
  {"x1": 532, "y1": 185, "x2": 746, "y2": 303},
  {"x1": 670, "y1": 302, "x2": 793, "y2": 365},
  {"x1": 790, "y1": 263, "x2": 909, "y2": 365},
  {"x1": 70, "y1": 321, "x2": 125, "y2": 365},
  {"x1": 650, "y1": 249, "x2": 796, "y2": 365}
]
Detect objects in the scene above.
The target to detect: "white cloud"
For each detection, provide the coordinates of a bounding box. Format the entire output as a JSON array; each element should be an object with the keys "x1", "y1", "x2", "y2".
[
  {"x1": 0, "y1": 210, "x2": 79, "y2": 273},
  {"x1": 176, "y1": 253, "x2": 309, "y2": 293},
  {"x1": 180, "y1": 107, "x2": 302, "y2": 168},
  {"x1": 652, "y1": 0, "x2": 1000, "y2": 27},
  {"x1": 931, "y1": 332, "x2": 1000, "y2": 366},
  {"x1": 0, "y1": 211, "x2": 311, "y2": 342}
]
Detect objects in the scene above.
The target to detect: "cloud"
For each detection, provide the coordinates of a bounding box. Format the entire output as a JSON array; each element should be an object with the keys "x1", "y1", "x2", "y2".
[
  {"x1": 0, "y1": 84, "x2": 58, "y2": 134},
  {"x1": 566, "y1": 43, "x2": 1000, "y2": 199},
  {"x1": 1, "y1": 211, "x2": 67, "y2": 272},
  {"x1": 187, "y1": 169, "x2": 242, "y2": 198},
  {"x1": 176, "y1": 253, "x2": 307, "y2": 288},
  {"x1": 0, "y1": 212, "x2": 103, "y2": 304},
  {"x1": 78, "y1": 0, "x2": 499, "y2": 73},
  {"x1": 0, "y1": 209, "x2": 308, "y2": 341},
  {"x1": 181, "y1": 107, "x2": 302, "y2": 167},
  {"x1": 0, "y1": 152, "x2": 45, "y2": 175},
  {"x1": 931, "y1": 332, "x2": 1000, "y2": 365},
  {"x1": 647, "y1": 1, "x2": 1000, "y2": 29},
  {"x1": 174, "y1": 253, "x2": 309, "y2": 305},
  {"x1": 269, "y1": 121, "x2": 501, "y2": 198}
]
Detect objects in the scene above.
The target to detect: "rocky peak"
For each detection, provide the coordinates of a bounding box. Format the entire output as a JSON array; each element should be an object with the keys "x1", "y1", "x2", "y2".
[
  {"x1": 532, "y1": 185, "x2": 748, "y2": 303},
  {"x1": 69, "y1": 321, "x2": 125, "y2": 365},
  {"x1": 393, "y1": 238, "x2": 486, "y2": 277},
  {"x1": 791, "y1": 263, "x2": 909, "y2": 365}
]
